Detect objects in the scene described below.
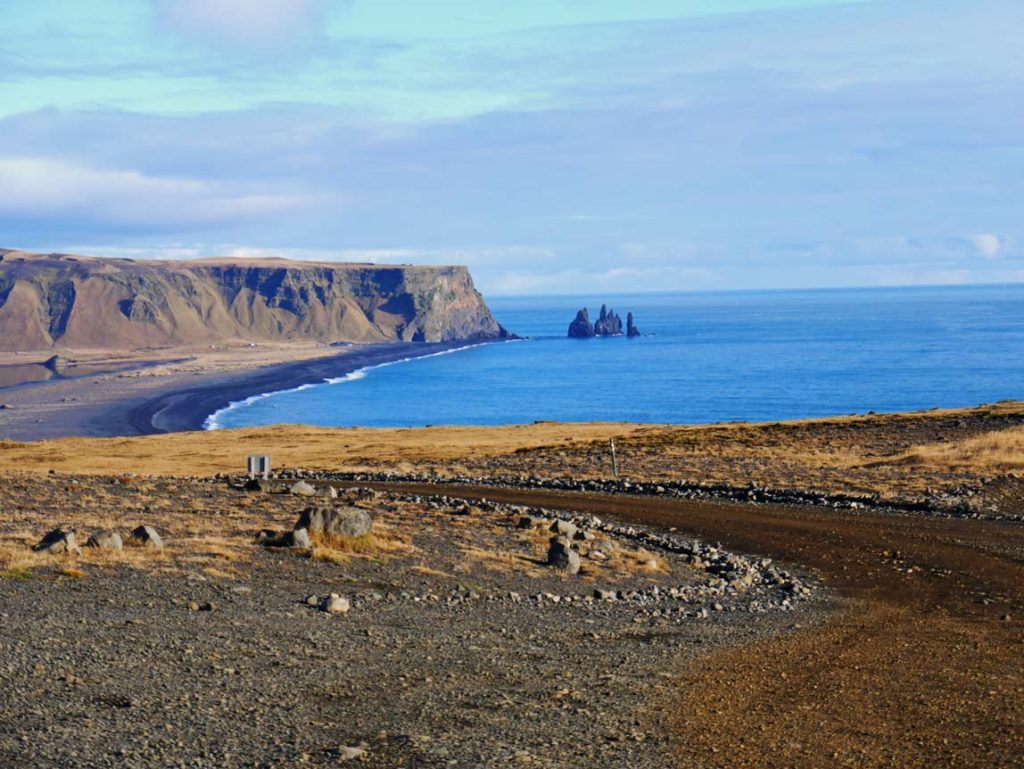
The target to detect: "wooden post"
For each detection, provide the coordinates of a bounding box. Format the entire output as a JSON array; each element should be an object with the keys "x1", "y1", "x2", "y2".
[{"x1": 610, "y1": 439, "x2": 618, "y2": 478}]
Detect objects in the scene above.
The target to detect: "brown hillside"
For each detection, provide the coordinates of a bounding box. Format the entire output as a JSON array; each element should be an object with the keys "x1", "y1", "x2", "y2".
[{"x1": 0, "y1": 249, "x2": 508, "y2": 351}]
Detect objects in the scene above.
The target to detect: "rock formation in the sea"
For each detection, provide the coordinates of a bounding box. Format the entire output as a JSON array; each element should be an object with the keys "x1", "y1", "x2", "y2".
[
  {"x1": 569, "y1": 304, "x2": 638, "y2": 338},
  {"x1": 567, "y1": 308, "x2": 596, "y2": 338},
  {"x1": 0, "y1": 249, "x2": 510, "y2": 351},
  {"x1": 593, "y1": 305, "x2": 623, "y2": 336},
  {"x1": 627, "y1": 312, "x2": 640, "y2": 338}
]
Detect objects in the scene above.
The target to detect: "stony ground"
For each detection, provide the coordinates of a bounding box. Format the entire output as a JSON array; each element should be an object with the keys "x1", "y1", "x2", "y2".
[{"x1": 0, "y1": 474, "x2": 819, "y2": 769}]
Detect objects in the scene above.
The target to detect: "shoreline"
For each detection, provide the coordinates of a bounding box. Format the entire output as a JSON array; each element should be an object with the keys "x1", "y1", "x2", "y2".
[
  {"x1": 127, "y1": 341, "x2": 485, "y2": 436},
  {"x1": 200, "y1": 340, "x2": 490, "y2": 431},
  {"x1": 0, "y1": 340, "x2": 489, "y2": 441}
]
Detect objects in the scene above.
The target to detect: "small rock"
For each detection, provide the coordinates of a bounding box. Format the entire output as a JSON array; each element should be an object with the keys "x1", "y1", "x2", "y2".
[
  {"x1": 129, "y1": 525, "x2": 164, "y2": 549},
  {"x1": 305, "y1": 594, "x2": 319, "y2": 606},
  {"x1": 550, "y1": 520, "x2": 578, "y2": 539},
  {"x1": 547, "y1": 537, "x2": 581, "y2": 575},
  {"x1": 316, "y1": 485, "x2": 339, "y2": 499},
  {"x1": 593, "y1": 588, "x2": 616, "y2": 601},
  {"x1": 32, "y1": 527, "x2": 81, "y2": 555},
  {"x1": 335, "y1": 746, "x2": 366, "y2": 761},
  {"x1": 290, "y1": 528, "x2": 312, "y2": 549},
  {"x1": 320, "y1": 595, "x2": 350, "y2": 614},
  {"x1": 85, "y1": 530, "x2": 123, "y2": 550},
  {"x1": 289, "y1": 480, "x2": 316, "y2": 497}
]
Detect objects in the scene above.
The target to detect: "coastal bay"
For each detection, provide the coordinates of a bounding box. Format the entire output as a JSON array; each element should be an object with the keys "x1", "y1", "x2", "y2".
[{"x1": 0, "y1": 341, "x2": 475, "y2": 440}]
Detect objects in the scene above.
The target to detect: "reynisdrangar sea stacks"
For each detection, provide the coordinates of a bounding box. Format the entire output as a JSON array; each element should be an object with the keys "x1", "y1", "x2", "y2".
[{"x1": 567, "y1": 304, "x2": 641, "y2": 338}]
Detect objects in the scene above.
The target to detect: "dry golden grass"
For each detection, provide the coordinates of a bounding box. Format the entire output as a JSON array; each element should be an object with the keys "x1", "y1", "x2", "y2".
[
  {"x1": 309, "y1": 523, "x2": 415, "y2": 564},
  {"x1": 410, "y1": 564, "x2": 457, "y2": 579},
  {"x1": 610, "y1": 547, "x2": 670, "y2": 576},
  {"x1": 457, "y1": 543, "x2": 547, "y2": 578},
  {"x1": 876, "y1": 425, "x2": 1024, "y2": 473},
  {"x1": 0, "y1": 534, "x2": 175, "y2": 577},
  {"x1": 0, "y1": 422, "x2": 647, "y2": 476}
]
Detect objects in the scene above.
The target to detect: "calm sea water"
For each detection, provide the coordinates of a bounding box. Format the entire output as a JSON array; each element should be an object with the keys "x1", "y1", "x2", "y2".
[{"x1": 209, "y1": 285, "x2": 1024, "y2": 429}]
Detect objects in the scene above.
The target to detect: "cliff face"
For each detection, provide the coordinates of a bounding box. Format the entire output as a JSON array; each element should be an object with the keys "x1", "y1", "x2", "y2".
[{"x1": 0, "y1": 249, "x2": 509, "y2": 351}]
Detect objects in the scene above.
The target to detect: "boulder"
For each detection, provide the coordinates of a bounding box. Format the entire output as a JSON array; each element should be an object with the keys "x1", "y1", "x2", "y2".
[
  {"x1": 320, "y1": 594, "x2": 350, "y2": 614},
  {"x1": 547, "y1": 536, "x2": 581, "y2": 575},
  {"x1": 85, "y1": 530, "x2": 123, "y2": 550},
  {"x1": 295, "y1": 506, "x2": 374, "y2": 539},
  {"x1": 290, "y1": 527, "x2": 312, "y2": 549},
  {"x1": 289, "y1": 480, "x2": 316, "y2": 497},
  {"x1": 316, "y1": 485, "x2": 339, "y2": 499},
  {"x1": 256, "y1": 527, "x2": 311, "y2": 548},
  {"x1": 129, "y1": 525, "x2": 164, "y2": 549},
  {"x1": 567, "y1": 308, "x2": 595, "y2": 338},
  {"x1": 244, "y1": 478, "x2": 271, "y2": 493},
  {"x1": 254, "y1": 529, "x2": 279, "y2": 544},
  {"x1": 549, "y1": 519, "x2": 578, "y2": 539},
  {"x1": 32, "y1": 527, "x2": 81, "y2": 556}
]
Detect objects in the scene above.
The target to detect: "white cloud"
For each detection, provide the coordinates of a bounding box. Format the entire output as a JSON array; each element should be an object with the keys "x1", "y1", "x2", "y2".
[
  {"x1": 0, "y1": 156, "x2": 319, "y2": 230},
  {"x1": 970, "y1": 233, "x2": 1002, "y2": 259},
  {"x1": 486, "y1": 265, "x2": 717, "y2": 295},
  {"x1": 157, "y1": 0, "x2": 329, "y2": 48}
]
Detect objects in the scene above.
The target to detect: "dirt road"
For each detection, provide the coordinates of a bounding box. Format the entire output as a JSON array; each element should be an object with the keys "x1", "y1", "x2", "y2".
[{"x1": 360, "y1": 482, "x2": 1024, "y2": 769}]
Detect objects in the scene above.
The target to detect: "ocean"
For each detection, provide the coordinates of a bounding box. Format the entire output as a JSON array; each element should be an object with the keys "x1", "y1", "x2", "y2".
[{"x1": 207, "y1": 285, "x2": 1024, "y2": 429}]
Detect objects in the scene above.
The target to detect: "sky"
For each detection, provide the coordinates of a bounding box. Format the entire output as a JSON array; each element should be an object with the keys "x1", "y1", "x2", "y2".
[{"x1": 0, "y1": 0, "x2": 1022, "y2": 294}]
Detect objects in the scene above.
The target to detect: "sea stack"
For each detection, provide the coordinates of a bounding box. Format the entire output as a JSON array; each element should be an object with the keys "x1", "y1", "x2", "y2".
[
  {"x1": 567, "y1": 308, "x2": 596, "y2": 338},
  {"x1": 593, "y1": 305, "x2": 623, "y2": 336},
  {"x1": 568, "y1": 305, "x2": 637, "y2": 338}
]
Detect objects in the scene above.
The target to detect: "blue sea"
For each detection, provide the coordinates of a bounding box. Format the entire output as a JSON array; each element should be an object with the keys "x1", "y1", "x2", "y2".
[{"x1": 208, "y1": 285, "x2": 1024, "y2": 429}]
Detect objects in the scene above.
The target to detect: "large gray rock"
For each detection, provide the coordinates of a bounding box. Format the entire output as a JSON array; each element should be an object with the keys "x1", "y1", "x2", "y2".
[
  {"x1": 32, "y1": 527, "x2": 81, "y2": 556},
  {"x1": 85, "y1": 530, "x2": 123, "y2": 550},
  {"x1": 547, "y1": 536, "x2": 581, "y2": 575},
  {"x1": 316, "y1": 485, "x2": 339, "y2": 499},
  {"x1": 289, "y1": 481, "x2": 316, "y2": 497},
  {"x1": 295, "y1": 506, "x2": 374, "y2": 539},
  {"x1": 320, "y1": 594, "x2": 350, "y2": 614},
  {"x1": 549, "y1": 519, "x2": 578, "y2": 539},
  {"x1": 129, "y1": 525, "x2": 164, "y2": 549},
  {"x1": 256, "y1": 527, "x2": 311, "y2": 548},
  {"x1": 290, "y1": 528, "x2": 312, "y2": 549}
]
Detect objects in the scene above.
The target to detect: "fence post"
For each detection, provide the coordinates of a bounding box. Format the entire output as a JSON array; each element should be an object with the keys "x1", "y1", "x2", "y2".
[{"x1": 610, "y1": 439, "x2": 618, "y2": 478}]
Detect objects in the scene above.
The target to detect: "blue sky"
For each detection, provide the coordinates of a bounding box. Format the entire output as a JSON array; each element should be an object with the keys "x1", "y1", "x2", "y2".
[{"x1": 1, "y1": 0, "x2": 1021, "y2": 294}]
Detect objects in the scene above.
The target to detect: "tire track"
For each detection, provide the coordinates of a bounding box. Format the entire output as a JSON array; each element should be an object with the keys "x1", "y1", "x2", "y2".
[{"x1": 357, "y1": 482, "x2": 1024, "y2": 768}]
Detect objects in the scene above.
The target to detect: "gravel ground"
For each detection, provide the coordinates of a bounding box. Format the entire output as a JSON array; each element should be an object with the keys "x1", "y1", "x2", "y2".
[{"x1": 0, "y1": 476, "x2": 822, "y2": 769}]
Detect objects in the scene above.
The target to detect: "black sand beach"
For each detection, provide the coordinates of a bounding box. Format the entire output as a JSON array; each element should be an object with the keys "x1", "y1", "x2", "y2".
[
  {"x1": 129, "y1": 341, "x2": 472, "y2": 434},
  {"x1": 0, "y1": 342, "x2": 476, "y2": 441}
]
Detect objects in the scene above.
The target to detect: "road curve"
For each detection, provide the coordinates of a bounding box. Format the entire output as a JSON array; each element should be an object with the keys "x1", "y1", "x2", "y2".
[{"x1": 355, "y1": 481, "x2": 1024, "y2": 769}]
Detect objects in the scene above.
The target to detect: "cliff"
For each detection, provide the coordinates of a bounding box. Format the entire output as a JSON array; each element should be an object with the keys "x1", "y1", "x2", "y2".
[{"x1": 0, "y1": 249, "x2": 509, "y2": 351}]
